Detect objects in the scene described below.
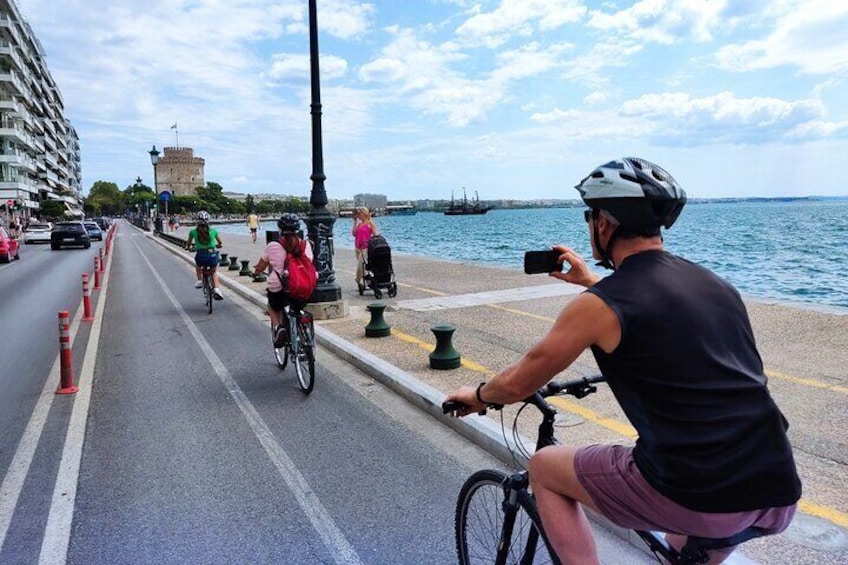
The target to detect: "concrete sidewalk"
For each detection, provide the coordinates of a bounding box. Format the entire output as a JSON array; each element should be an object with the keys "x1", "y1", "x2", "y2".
[{"x1": 155, "y1": 223, "x2": 848, "y2": 564}]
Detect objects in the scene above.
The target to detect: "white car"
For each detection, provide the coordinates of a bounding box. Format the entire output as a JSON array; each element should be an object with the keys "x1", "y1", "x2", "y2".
[{"x1": 23, "y1": 222, "x2": 52, "y2": 244}]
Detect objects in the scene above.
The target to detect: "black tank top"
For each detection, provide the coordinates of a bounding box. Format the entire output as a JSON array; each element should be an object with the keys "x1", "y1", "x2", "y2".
[{"x1": 587, "y1": 250, "x2": 801, "y2": 512}]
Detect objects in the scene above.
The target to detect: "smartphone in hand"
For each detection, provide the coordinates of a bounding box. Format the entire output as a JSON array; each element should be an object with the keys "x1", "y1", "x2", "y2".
[{"x1": 524, "y1": 250, "x2": 562, "y2": 274}]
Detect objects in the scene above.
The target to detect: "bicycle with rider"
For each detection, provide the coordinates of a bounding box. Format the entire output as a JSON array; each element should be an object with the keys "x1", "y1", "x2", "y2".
[
  {"x1": 446, "y1": 157, "x2": 801, "y2": 564},
  {"x1": 186, "y1": 210, "x2": 224, "y2": 300},
  {"x1": 252, "y1": 214, "x2": 314, "y2": 345}
]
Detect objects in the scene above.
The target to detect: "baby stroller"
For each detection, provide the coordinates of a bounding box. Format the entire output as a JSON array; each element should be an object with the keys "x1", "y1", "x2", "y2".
[{"x1": 361, "y1": 234, "x2": 397, "y2": 299}]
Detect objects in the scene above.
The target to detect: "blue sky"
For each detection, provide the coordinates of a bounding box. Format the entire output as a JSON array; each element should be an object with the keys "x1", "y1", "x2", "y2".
[{"x1": 18, "y1": 0, "x2": 848, "y2": 200}]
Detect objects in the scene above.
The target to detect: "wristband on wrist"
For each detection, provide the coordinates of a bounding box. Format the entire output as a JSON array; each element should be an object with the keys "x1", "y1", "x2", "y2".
[{"x1": 475, "y1": 382, "x2": 488, "y2": 405}]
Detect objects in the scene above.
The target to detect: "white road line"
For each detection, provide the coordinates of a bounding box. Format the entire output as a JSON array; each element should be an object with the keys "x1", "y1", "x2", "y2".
[
  {"x1": 37, "y1": 248, "x2": 114, "y2": 565},
  {"x1": 0, "y1": 306, "x2": 83, "y2": 552},
  {"x1": 132, "y1": 238, "x2": 364, "y2": 565},
  {"x1": 395, "y1": 281, "x2": 582, "y2": 311}
]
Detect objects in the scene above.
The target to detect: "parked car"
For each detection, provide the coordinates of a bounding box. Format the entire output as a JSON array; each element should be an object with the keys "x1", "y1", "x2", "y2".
[
  {"x1": 51, "y1": 221, "x2": 91, "y2": 250},
  {"x1": 0, "y1": 226, "x2": 20, "y2": 262},
  {"x1": 83, "y1": 221, "x2": 103, "y2": 241},
  {"x1": 23, "y1": 222, "x2": 52, "y2": 244},
  {"x1": 94, "y1": 217, "x2": 111, "y2": 230}
]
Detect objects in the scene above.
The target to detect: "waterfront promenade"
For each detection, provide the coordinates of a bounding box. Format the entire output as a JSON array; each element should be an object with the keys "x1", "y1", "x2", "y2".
[{"x1": 163, "y1": 224, "x2": 848, "y2": 564}]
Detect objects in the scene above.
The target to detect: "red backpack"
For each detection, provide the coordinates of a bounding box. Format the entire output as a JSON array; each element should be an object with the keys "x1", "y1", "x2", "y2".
[{"x1": 277, "y1": 239, "x2": 318, "y2": 301}]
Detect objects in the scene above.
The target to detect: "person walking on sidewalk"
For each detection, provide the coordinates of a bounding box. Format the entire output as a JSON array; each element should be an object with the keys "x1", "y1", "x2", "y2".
[
  {"x1": 352, "y1": 206, "x2": 378, "y2": 294},
  {"x1": 446, "y1": 157, "x2": 800, "y2": 564},
  {"x1": 252, "y1": 213, "x2": 316, "y2": 345},
  {"x1": 246, "y1": 210, "x2": 260, "y2": 243},
  {"x1": 186, "y1": 210, "x2": 224, "y2": 300}
]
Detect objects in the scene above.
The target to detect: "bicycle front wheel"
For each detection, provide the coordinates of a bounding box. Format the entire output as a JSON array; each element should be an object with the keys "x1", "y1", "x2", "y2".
[
  {"x1": 273, "y1": 324, "x2": 288, "y2": 369},
  {"x1": 456, "y1": 469, "x2": 559, "y2": 565},
  {"x1": 292, "y1": 322, "x2": 315, "y2": 394}
]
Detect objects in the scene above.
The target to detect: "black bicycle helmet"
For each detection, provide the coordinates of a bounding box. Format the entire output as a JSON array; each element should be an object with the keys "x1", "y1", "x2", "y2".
[
  {"x1": 575, "y1": 157, "x2": 686, "y2": 269},
  {"x1": 277, "y1": 213, "x2": 301, "y2": 234},
  {"x1": 575, "y1": 157, "x2": 686, "y2": 229}
]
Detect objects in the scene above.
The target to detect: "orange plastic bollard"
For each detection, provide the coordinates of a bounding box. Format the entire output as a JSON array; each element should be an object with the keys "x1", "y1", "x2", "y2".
[
  {"x1": 93, "y1": 257, "x2": 102, "y2": 290},
  {"x1": 81, "y1": 273, "x2": 93, "y2": 321},
  {"x1": 56, "y1": 311, "x2": 79, "y2": 394}
]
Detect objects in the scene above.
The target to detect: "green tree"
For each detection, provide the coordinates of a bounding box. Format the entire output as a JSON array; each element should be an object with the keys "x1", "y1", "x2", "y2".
[
  {"x1": 40, "y1": 200, "x2": 67, "y2": 220},
  {"x1": 87, "y1": 181, "x2": 125, "y2": 215},
  {"x1": 245, "y1": 194, "x2": 255, "y2": 212}
]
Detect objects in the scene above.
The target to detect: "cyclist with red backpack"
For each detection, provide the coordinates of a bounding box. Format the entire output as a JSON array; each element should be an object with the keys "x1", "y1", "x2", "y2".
[{"x1": 252, "y1": 214, "x2": 318, "y2": 346}]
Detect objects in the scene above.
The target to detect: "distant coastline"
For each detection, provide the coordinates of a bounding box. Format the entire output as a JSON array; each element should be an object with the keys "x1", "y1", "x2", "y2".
[{"x1": 407, "y1": 194, "x2": 847, "y2": 212}]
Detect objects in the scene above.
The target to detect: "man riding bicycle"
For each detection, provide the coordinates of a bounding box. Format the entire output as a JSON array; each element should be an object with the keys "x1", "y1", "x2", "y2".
[
  {"x1": 446, "y1": 157, "x2": 801, "y2": 564},
  {"x1": 186, "y1": 210, "x2": 224, "y2": 300},
  {"x1": 252, "y1": 214, "x2": 316, "y2": 346}
]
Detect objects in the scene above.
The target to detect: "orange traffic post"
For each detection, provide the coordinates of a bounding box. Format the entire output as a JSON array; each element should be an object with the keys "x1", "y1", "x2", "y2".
[
  {"x1": 93, "y1": 257, "x2": 102, "y2": 290},
  {"x1": 81, "y1": 273, "x2": 93, "y2": 321},
  {"x1": 56, "y1": 311, "x2": 79, "y2": 394}
]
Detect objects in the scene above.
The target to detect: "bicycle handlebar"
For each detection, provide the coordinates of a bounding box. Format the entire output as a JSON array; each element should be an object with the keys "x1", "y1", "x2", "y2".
[{"x1": 441, "y1": 374, "x2": 605, "y2": 415}]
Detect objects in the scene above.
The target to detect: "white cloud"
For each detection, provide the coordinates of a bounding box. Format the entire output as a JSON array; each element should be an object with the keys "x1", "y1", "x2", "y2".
[
  {"x1": 267, "y1": 53, "x2": 348, "y2": 81},
  {"x1": 715, "y1": 2, "x2": 848, "y2": 74},
  {"x1": 619, "y1": 91, "x2": 826, "y2": 144},
  {"x1": 455, "y1": 0, "x2": 586, "y2": 48},
  {"x1": 587, "y1": 0, "x2": 726, "y2": 44}
]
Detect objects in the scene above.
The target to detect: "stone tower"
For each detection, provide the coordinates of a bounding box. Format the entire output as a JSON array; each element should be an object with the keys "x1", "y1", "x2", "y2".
[{"x1": 159, "y1": 147, "x2": 205, "y2": 197}]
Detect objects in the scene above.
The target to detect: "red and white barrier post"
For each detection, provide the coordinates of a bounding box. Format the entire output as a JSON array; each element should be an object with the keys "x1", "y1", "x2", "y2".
[
  {"x1": 82, "y1": 273, "x2": 93, "y2": 321},
  {"x1": 56, "y1": 311, "x2": 79, "y2": 394},
  {"x1": 98, "y1": 247, "x2": 106, "y2": 270},
  {"x1": 93, "y1": 257, "x2": 102, "y2": 290}
]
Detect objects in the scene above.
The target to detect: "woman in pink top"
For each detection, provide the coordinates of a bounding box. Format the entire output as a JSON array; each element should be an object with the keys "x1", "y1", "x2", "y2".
[
  {"x1": 252, "y1": 214, "x2": 314, "y2": 344},
  {"x1": 352, "y1": 207, "x2": 378, "y2": 292}
]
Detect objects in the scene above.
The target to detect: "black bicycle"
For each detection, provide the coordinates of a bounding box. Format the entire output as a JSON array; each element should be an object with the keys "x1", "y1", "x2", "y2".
[
  {"x1": 443, "y1": 376, "x2": 767, "y2": 565},
  {"x1": 200, "y1": 264, "x2": 215, "y2": 314},
  {"x1": 272, "y1": 304, "x2": 315, "y2": 394}
]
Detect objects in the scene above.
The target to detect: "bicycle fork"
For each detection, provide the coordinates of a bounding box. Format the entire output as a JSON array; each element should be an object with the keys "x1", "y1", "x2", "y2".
[{"x1": 495, "y1": 472, "x2": 542, "y2": 565}]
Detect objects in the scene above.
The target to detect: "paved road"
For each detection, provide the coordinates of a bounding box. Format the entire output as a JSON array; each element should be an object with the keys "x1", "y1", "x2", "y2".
[{"x1": 1, "y1": 225, "x2": 652, "y2": 564}]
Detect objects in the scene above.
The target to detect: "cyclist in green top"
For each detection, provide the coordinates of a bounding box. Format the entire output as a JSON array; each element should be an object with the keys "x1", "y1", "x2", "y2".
[{"x1": 186, "y1": 210, "x2": 224, "y2": 300}]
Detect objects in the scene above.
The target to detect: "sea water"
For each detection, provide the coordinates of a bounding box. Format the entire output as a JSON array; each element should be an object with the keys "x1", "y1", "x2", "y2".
[{"x1": 219, "y1": 200, "x2": 848, "y2": 310}]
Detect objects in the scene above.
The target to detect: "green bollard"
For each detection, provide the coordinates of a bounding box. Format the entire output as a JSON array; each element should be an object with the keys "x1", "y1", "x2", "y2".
[
  {"x1": 228, "y1": 255, "x2": 240, "y2": 270},
  {"x1": 219, "y1": 253, "x2": 230, "y2": 267},
  {"x1": 429, "y1": 323, "x2": 461, "y2": 370},
  {"x1": 365, "y1": 301, "x2": 391, "y2": 337},
  {"x1": 253, "y1": 271, "x2": 267, "y2": 283},
  {"x1": 239, "y1": 260, "x2": 251, "y2": 276}
]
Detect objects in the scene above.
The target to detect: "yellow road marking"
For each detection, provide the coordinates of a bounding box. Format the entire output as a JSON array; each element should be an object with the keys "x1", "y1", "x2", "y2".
[
  {"x1": 766, "y1": 369, "x2": 848, "y2": 394},
  {"x1": 798, "y1": 500, "x2": 848, "y2": 528}
]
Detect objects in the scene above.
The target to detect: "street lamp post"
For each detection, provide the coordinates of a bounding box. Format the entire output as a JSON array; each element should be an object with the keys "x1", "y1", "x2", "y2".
[
  {"x1": 149, "y1": 145, "x2": 162, "y2": 232},
  {"x1": 303, "y1": 0, "x2": 342, "y2": 305}
]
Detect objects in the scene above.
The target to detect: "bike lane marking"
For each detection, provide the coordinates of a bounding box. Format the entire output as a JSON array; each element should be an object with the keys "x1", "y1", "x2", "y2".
[
  {"x1": 0, "y1": 306, "x2": 83, "y2": 552},
  {"x1": 130, "y1": 238, "x2": 364, "y2": 565},
  {"x1": 38, "y1": 240, "x2": 115, "y2": 565}
]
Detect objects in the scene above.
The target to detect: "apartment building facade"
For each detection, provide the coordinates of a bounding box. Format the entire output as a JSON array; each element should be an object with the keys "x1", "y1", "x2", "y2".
[{"x1": 0, "y1": 0, "x2": 82, "y2": 220}]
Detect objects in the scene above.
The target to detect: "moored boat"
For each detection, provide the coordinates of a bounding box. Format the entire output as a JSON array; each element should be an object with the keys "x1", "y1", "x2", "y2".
[{"x1": 445, "y1": 188, "x2": 492, "y2": 215}]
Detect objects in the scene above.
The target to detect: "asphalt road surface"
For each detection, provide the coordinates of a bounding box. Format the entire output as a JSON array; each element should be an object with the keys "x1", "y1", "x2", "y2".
[{"x1": 1, "y1": 226, "x2": 651, "y2": 564}]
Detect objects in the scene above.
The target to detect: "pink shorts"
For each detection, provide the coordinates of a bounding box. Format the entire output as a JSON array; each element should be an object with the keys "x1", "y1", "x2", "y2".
[{"x1": 574, "y1": 445, "x2": 796, "y2": 540}]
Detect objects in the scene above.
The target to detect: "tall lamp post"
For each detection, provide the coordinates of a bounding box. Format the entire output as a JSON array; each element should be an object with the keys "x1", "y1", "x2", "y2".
[
  {"x1": 148, "y1": 145, "x2": 162, "y2": 232},
  {"x1": 303, "y1": 0, "x2": 342, "y2": 305}
]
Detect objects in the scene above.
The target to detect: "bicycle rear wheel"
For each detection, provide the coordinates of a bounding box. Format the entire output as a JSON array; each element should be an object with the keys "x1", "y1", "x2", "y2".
[
  {"x1": 204, "y1": 274, "x2": 213, "y2": 314},
  {"x1": 456, "y1": 469, "x2": 559, "y2": 565},
  {"x1": 292, "y1": 320, "x2": 315, "y2": 394}
]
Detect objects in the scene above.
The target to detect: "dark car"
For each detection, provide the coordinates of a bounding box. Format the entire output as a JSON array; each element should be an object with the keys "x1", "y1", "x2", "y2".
[
  {"x1": 0, "y1": 226, "x2": 20, "y2": 262},
  {"x1": 94, "y1": 217, "x2": 111, "y2": 230},
  {"x1": 83, "y1": 221, "x2": 103, "y2": 241},
  {"x1": 51, "y1": 221, "x2": 91, "y2": 250}
]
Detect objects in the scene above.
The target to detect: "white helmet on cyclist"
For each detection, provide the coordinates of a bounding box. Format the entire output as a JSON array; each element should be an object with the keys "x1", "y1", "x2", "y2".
[
  {"x1": 575, "y1": 157, "x2": 686, "y2": 269},
  {"x1": 196, "y1": 210, "x2": 211, "y2": 224}
]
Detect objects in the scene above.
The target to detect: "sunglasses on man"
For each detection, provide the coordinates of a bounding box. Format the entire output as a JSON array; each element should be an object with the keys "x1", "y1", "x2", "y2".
[{"x1": 583, "y1": 209, "x2": 594, "y2": 223}]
